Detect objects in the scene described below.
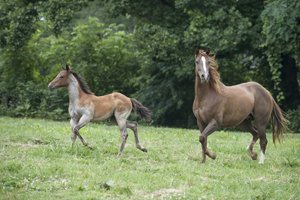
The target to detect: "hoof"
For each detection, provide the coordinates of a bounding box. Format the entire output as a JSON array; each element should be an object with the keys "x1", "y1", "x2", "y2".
[
  {"x1": 206, "y1": 151, "x2": 216, "y2": 160},
  {"x1": 85, "y1": 144, "x2": 93, "y2": 150},
  {"x1": 137, "y1": 145, "x2": 148, "y2": 152},
  {"x1": 251, "y1": 153, "x2": 258, "y2": 160},
  {"x1": 210, "y1": 153, "x2": 217, "y2": 160}
]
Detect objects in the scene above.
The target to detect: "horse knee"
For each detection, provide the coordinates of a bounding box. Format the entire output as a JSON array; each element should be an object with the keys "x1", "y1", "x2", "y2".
[
  {"x1": 199, "y1": 135, "x2": 206, "y2": 144},
  {"x1": 122, "y1": 132, "x2": 128, "y2": 140}
]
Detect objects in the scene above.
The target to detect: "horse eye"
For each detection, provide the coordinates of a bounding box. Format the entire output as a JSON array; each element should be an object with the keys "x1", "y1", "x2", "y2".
[
  {"x1": 59, "y1": 76, "x2": 64, "y2": 79},
  {"x1": 195, "y1": 61, "x2": 199, "y2": 64}
]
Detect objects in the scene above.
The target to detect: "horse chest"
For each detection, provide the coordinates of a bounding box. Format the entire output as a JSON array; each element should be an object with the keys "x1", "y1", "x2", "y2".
[
  {"x1": 194, "y1": 97, "x2": 222, "y2": 124},
  {"x1": 69, "y1": 101, "x2": 90, "y2": 118}
]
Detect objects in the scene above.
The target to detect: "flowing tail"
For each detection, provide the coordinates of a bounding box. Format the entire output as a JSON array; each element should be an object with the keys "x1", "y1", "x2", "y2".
[
  {"x1": 271, "y1": 99, "x2": 288, "y2": 143},
  {"x1": 131, "y1": 98, "x2": 152, "y2": 123}
]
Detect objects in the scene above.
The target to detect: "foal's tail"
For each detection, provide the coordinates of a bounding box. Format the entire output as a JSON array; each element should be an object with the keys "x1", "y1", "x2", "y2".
[
  {"x1": 131, "y1": 98, "x2": 152, "y2": 123},
  {"x1": 271, "y1": 99, "x2": 288, "y2": 143}
]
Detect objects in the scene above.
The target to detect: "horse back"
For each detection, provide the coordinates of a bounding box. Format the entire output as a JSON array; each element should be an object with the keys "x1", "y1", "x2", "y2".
[{"x1": 91, "y1": 92, "x2": 132, "y2": 120}]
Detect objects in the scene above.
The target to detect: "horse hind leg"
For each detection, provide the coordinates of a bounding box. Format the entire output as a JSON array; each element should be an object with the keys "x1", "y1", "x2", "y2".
[
  {"x1": 254, "y1": 119, "x2": 269, "y2": 164},
  {"x1": 115, "y1": 111, "x2": 131, "y2": 156},
  {"x1": 258, "y1": 133, "x2": 268, "y2": 164},
  {"x1": 238, "y1": 119, "x2": 259, "y2": 160},
  {"x1": 126, "y1": 121, "x2": 147, "y2": 152}
]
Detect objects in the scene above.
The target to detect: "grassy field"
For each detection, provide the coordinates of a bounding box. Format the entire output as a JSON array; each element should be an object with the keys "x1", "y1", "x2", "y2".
[{"x1": 0, "y1": 117, "x2": 299, "y2": 200}]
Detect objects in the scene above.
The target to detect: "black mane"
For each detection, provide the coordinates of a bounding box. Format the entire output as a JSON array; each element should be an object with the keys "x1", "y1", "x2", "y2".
[{"x1": 70, "y1": 71, "x2": 94, "y2": 95}]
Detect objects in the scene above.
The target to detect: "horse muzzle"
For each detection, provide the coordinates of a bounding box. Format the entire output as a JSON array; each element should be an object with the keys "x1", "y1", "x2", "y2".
[
  {"x1": 48, "y1": 83, "x2": 56, "y2": 90},
  {"x1": 198, "y1": 72, "x2": 210, "y2": 83}
]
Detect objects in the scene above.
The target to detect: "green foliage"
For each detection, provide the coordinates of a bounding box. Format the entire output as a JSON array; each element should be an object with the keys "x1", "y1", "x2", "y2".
[
  {"x1": 287, "y1": 106, "x2": 300, "y2": 133},
  {"x1": 261, "y1": 0, "x2": 300, "y2": 101},
  {"x1": 0, "y1": 117, "x2": 299, "y2": 199},
  {"x1": 133, "y1": 24, "x2": 194, "y2": 125},
  {"x1": 66, "y1": 17, "x2": 139, "y2": 95},
  {"x1": 0, "y1": 81, "x2": 68, "y2": 120},
  {"x1": 0, "y1": 17, "x2": 138, "y2": 121},
  {"x1": 0, "y1": 0, "x2": 299, "y2": 128}
]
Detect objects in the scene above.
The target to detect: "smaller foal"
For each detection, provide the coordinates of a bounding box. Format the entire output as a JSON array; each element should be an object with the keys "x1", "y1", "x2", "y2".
[{"x1": 48, "y1": 64, "x2": 152, "y2": 156}]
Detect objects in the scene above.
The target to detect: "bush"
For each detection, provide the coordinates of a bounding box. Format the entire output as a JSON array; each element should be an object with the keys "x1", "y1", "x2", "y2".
[
  {"x1": 287, "y1": 106, "x2": 300, "y2": 133},
  {"x1": 0, "y1": 81, "x2": 69, "y2": 121}
]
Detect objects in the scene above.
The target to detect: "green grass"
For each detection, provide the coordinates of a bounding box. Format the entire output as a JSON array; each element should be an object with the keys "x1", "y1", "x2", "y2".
[{"x1": 0, "y1": 117, "x2": 299, "y2": 200}]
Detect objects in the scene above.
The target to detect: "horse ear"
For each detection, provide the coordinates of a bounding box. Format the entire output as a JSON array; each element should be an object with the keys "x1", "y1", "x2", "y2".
[
  {"x1": 195, "y1": 48, "x2": 200, "y2": 56},
  {"x1": 66, "y1": 64, "x2": 72, "y2": 71},
  {"x1": 205, "y1": 48, "x2": 211, "y2": 55}
]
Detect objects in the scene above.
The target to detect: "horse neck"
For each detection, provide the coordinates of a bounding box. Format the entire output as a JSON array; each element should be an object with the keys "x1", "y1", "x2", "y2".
[
  {"x1": 68, "y1": 74, "x2": 83, "y2": 104},
  {"x1": 195, "y1": 76, "x2": 212, "y2": 99}
]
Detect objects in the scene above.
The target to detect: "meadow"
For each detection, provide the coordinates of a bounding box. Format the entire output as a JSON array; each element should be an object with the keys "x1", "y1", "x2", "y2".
[{"x1": 0, "y1": 117, "x2": 299, "y2": 200}]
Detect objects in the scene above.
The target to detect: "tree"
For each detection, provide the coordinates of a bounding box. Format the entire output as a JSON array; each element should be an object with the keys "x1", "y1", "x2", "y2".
[
  {"x1": 261, "y1": 0, "x2": 300, "y2": 109},
  {"x1": 106, "y1": 0, "x2": 278, "y2": 126}
]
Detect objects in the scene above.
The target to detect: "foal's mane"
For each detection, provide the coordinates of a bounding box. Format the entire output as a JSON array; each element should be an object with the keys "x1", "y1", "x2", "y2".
[
  {"x1": 196, "y1": 49, "x2": 223, "y2": 94},
  {"x1": 70, "y1": 71, "x2": 94, "y2": 95}
]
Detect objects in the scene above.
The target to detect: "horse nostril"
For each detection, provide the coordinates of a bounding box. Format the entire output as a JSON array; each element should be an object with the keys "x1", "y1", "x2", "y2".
[{"x1": 201, "y1": 74, "x2": 205, "y2": 79}]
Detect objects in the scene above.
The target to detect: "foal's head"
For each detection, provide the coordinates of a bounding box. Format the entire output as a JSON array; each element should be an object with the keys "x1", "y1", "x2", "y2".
[
  {"x1": 194, "y1": 49, "x2": 212, "y2": 83},
  {"x1": 48, "y1": 64, "x2": 72, "y2": 89}
]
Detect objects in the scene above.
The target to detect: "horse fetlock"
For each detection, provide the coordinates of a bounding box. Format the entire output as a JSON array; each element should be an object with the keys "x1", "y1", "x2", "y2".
[
  {"x1": 122, "y1": 133, "x2": 128, "y2": 140},
  {"x1": 71, "y1": 133, "x2": 77, "y2": 140},
  {"x1": 73, "y1": 127, "x2": 79, "y2": 134}
]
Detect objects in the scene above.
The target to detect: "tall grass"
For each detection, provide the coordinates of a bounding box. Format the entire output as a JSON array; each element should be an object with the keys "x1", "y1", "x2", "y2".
[{"x1": 0, "y1": 117, "x2": 299, "y2": 199}]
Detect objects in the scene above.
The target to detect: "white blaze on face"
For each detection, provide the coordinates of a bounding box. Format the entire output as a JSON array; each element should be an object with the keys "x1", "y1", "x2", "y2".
[{"x1": 201, "y1": 56, "x2": 208, "y2": 78}]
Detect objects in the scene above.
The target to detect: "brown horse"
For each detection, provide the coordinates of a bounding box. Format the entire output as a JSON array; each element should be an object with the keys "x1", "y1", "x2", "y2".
[
  {"x1": 48, "y1": 64, "x2": 152, "y2": 156},
  {"x1": 193, "y1": 49, "x2": 288, "y2": 164}
]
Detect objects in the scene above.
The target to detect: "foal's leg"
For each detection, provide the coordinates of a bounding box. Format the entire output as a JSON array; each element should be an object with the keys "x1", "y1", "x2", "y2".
[
  {"x1": 199, "y1": 119, "x2": 218, "y2": 163},
  {"x1": 73, "y1": 114, "x2": 93, "y2": 149},
  {"x1": 117, "y1": 119, "x2": 128, "y2": 156},
  {"x1": 70, "y1": 117, "x2": 79, "y2": 147},
  {"x1": 115, "y1": 110, "x2": 131, "y2": 156},
  {"x1": 126, "y1": 121, "x2": 147, "y2": 152}
]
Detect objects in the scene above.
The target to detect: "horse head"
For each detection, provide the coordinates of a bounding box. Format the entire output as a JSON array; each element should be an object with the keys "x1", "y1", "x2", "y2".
[
  {"x1": 48, "y1": 64, "x2": 72, "y2": 89},
  {"x1": 195, "y1": 49, "x2": 211, "y2": 83}
]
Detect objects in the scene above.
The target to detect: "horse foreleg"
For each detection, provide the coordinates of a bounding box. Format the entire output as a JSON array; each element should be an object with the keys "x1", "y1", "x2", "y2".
[
  {"x1": 74, "y1": 114, "x2": 93, "y2": 149},
  {"x1": 70, "y1": 118, "x2": 78, "y2": 147},
  {"x1": 126, "y1": 121, "x2": 147, "y2": 152},
  {"x1": 199, "y1": 119, "x2": 218, "y2": 163}
]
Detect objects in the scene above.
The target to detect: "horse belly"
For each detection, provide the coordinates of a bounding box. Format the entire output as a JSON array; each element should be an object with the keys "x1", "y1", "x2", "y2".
[
  {"x1": 93, "y1": 101, "x2": 115, "y2": 121},
  {"x1": 222, "y1": 107, "x2": 252, "y2": 127},
  {"x1": 222, "y1": 92, "x2": 254, "y2": 127}
]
